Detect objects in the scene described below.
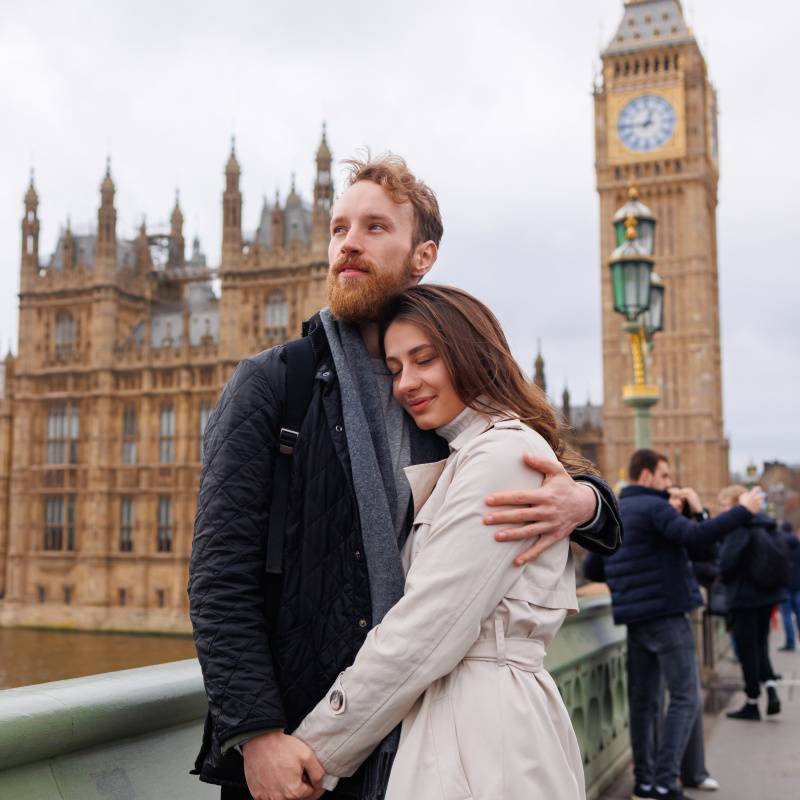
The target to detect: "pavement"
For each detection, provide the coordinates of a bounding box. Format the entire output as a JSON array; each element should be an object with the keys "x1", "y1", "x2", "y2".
[{"x1": 599, "y1": 637, "x2": 800, "y2": 800}]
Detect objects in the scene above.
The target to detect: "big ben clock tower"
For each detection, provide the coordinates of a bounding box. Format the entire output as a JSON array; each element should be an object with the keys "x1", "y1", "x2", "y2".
[{"x1": 595, "y1": 0, "x2": 729, "y2": 500}]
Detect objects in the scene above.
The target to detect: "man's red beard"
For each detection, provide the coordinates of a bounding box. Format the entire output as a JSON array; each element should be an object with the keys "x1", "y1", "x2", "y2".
[{"x1": 326, "y1": 252, "x2": 415, "y2": 323}]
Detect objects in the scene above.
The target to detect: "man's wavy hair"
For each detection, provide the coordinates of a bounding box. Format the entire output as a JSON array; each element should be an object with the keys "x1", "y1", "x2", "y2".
[{"x1": 342, "y1": 153, "x2": 444, "y2": 248}]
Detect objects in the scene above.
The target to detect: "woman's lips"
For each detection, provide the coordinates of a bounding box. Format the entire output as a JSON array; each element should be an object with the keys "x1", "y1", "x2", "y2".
[{"x1": 407, "y1": 396, "x2": 434, "y2": 414}]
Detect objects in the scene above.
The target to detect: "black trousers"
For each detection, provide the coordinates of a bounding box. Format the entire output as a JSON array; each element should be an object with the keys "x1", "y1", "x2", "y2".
[{"x1": 730, "y1": 605, "x2": 777, "y2": 699}]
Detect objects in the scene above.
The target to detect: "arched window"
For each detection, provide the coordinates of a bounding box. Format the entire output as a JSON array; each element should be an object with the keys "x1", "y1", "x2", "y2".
[
  {"x1": 55, "y1": 312, "x2": 75, "y2": 354},
  {"x1": 264, "y1": 291, "x2": 289, "y2": 335},
  {"x1": 159, "y1": 405, "x2": 175, "y2": 464}
]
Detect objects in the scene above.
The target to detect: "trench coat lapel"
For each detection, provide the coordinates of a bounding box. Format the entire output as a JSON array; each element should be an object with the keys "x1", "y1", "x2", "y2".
[{"x1": 403, "y1": 459, "x2": 448, "y2": 516}]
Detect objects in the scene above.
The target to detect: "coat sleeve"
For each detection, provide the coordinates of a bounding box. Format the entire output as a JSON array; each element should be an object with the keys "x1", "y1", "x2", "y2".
[
  {"x1": 653, "y1": 502, "x2": 753, "y2": 550},
  {"x1": 293, "y1": 429, "x2": 566, "y2": 778},
  {"x1": 188, "y1": 352, "x2": 287, "y2": 745},
  {"x1": 572, "y1": 474, "x2": 623, "y2": 554}
]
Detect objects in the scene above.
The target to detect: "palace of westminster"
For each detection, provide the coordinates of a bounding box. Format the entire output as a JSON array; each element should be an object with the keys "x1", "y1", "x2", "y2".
[{"x1": 0, "y1": 1, "x2": 729, "y2": 632}]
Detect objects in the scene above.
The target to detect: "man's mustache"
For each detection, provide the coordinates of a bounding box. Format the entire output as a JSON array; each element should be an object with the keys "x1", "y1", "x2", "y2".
[{"x1": 332, "y1": 254, "x2": 377, "y2": 276}]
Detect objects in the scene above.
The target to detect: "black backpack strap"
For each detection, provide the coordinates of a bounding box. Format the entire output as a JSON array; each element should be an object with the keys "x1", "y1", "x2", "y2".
[{"x1": 265, "y1": 336, "x2": 316, "y2": 576}]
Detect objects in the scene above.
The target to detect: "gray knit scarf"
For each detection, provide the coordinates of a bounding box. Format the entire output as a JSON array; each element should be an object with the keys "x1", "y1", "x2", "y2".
[{"x1": 320, "y1": 308, "x2": 406, "y2": 800}]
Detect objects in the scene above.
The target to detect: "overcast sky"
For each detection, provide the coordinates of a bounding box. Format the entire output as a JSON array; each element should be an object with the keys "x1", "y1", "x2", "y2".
[{"x1": 1, "y1": 0, "x2": 798, "y2": 475}]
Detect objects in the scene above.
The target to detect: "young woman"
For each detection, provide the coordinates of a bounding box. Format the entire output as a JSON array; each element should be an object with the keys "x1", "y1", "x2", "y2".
[{"x1": 294, "y1": 284, "x2": 592, "y2": 800}]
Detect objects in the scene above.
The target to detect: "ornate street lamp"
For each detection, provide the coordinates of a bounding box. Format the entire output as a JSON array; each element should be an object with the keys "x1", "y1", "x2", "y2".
[
  {"x1": 609, "y1": 225, "x2": 653, "y2": 321},
  {"x1": 613, "y1": 186, "x2": 656, "y2": 253},
  {"x1": 610, "y1": 185, "x2": 664, "y2": 449},
  {"x1": 643, "y1": 271, "x2": 665, "y2": 337}
]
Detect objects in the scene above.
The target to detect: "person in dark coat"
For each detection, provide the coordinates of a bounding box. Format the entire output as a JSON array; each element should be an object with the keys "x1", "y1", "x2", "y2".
[
  {"x1": 666, "y1": 488, "x2": 719, "y2": 793},
  {"x1": 717, "y1": 485, "x2": 785, "y2": 720},
  {"x1": 189, "y1": 154, "x2": 623, "y2": 800},
  {"x1": 585, "y1": 449, "x2": 762, "y2": 800},
  {"x1": 778, "y1": 520, "x2": 800, "y2": 650}
]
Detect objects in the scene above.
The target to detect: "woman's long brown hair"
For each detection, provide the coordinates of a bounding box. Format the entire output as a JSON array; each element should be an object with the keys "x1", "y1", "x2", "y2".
[{"x1": 380, "y1": 284, "x2": 598, "y2": 476}]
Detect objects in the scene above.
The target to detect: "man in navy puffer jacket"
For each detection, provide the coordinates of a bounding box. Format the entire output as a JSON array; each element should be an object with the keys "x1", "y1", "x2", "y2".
[{"x1": 585, "y1": 449, "x2": 762, "y2": 800}]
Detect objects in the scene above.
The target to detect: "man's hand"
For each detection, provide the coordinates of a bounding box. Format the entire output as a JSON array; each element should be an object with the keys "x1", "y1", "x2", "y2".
[
  {"x1": 483, "y1": 453, "x2": 598, "y2": 566},
  {"x1": 681, "y1": 487, "x2": 704, "y2": 515},
  {"x1": 739, "y1": 487, "x2": 764, "y2": 515},
  {"x1": 242, "y1": 730, "x2": 325, "y2": 800}
]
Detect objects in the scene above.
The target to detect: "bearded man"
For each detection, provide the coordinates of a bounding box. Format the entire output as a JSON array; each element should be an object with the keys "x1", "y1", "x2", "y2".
[{"x1": 189, "y1": 155, "x2": 621, "y2": 800}]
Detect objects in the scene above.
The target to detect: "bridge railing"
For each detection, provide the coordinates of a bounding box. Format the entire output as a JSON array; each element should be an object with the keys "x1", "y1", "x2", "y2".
[{"x1": 0, "y1": 596, "x2": 629, "y2": 799}]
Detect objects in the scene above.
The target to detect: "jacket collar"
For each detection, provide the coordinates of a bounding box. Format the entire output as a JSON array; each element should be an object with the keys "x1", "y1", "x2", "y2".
[{"x1": 619, "y1": 484, "x2": 670, "y2": 501}]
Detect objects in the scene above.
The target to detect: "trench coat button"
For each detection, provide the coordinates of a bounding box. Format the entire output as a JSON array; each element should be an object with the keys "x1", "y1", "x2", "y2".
[
  {"x1": 322, "y1": 371, "x2": 330, "y2": 378},
  {"x1": 335, "y1": 424, "x2": 343, "y2": 432},
  {"x1": 357, "y1": 617, "x2": 368, "y2": 628},
  {"x1": 329, "y1": 689, "x2": 344, "y2": 711}
]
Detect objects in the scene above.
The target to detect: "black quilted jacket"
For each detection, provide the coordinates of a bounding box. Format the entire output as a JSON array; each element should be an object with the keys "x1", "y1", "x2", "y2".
[{"x1": 188, "y1": 313, "x2": 622, "y2": 788}]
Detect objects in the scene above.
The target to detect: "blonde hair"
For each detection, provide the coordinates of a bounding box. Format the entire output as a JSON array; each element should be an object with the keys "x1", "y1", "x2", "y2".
[{"x1": 718, "y1": 484, "x2": 746, "y2": 507}]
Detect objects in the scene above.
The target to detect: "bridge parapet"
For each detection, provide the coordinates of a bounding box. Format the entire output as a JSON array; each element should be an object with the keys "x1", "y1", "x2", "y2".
[{"x1": 0, "y1": 597, "x2": 629, "y2": 798}]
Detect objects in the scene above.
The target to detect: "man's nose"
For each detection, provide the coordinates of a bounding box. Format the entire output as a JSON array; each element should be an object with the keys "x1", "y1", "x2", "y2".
[{"x1": 340, "y1": 226, "x2": 364, "y2": 254}]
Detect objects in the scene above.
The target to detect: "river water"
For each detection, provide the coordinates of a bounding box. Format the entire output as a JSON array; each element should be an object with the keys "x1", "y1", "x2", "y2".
[{"x1": 0, "y1": 627, "x2": 198, "y2": 689}]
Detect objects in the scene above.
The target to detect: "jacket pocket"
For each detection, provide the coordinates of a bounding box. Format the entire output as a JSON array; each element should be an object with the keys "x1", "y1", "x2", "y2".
[{"x1": 428, "y1": 686, "x2": 472, "y2": 800}]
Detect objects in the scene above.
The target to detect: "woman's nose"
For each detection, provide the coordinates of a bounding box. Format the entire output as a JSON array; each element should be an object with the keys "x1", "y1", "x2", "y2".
[{"x1": 396, "y1": 368, "x2": 421, "y2": 395}]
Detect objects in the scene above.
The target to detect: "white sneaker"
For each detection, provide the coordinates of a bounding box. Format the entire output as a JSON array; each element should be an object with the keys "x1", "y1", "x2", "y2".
[{"x1": 692, "y1": 777, "x2": 720, "y2": 791}]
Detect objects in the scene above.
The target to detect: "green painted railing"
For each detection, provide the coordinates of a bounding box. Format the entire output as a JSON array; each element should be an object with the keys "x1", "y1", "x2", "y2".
[{"x1": 0, "y1": 596, "x2": 629, "y2": 799}]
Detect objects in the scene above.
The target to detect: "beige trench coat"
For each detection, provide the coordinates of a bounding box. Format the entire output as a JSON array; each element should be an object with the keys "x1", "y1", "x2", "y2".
[{"x1": 295, "y1": 408, "x2": 586, "y2": 800}]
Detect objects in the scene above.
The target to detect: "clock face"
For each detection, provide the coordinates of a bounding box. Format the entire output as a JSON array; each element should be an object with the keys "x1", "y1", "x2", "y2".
[{"x1": 617, "y1": 95, "x2": 676, "y2": 153}]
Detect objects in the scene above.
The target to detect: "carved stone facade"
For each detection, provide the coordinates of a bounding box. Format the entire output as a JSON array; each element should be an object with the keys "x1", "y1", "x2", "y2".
[
  {"x1": 0, "y1": 129, "x2": 333, "y2": 632},
  {"x1": 595, "y1": 0, "x2": 729, "y2": 503}
]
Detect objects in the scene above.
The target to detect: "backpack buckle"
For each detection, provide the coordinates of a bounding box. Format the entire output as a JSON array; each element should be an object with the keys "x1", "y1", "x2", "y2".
[{"x1": 279, "y1": 427, "x2": 299, "y2": 455}]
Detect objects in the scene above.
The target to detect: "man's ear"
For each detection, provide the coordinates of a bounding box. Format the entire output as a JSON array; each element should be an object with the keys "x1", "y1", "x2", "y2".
[{"x1": 410, "y1": 240, "x2": 438, "y2": 281}]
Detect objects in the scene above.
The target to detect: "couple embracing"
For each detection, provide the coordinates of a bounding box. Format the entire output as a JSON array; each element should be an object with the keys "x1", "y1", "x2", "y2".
[{"x1": 189, "y1": 155, "x2": 621, "y2": 800}]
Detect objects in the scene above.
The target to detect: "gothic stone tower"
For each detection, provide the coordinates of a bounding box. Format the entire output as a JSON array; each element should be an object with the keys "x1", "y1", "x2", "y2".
[{"x1": 595, "y1": 0, "x2": 729, "y2": 499}]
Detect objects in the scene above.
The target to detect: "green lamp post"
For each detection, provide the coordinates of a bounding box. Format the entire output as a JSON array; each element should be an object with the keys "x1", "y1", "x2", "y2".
[{"x1": 609, "y1": 186, "x2": 665, "y2": 449}]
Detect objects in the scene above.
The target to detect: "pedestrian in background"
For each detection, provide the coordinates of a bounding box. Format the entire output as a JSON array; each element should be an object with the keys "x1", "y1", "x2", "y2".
[
  {"x1": 778, "y1": 520, "x2": 800, "y2": 651},
  {"x1": 718, "y1": 485, "x2": 787, "y2": 721},
  {"x1": 666, "y1": 488, "x2": 719, "y2": 794},
  {"x1": 584, "y1": 450, "x2": 762, "y2": 800}
]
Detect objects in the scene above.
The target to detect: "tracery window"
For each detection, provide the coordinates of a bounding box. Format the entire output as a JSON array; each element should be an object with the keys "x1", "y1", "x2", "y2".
[
  {"x1": 55, "y1": 312, "x2": 75, "y2": 354},
  {"x1": 47, "y1": 405, "x2": 79, "y2": 464},
  {"x1": 264, "y1": 291, "x2": 289, "y2": 335},
  {"x1": 157, "y1": 497, "x2": 173, "y2": 552},
  {"x1": 122, "y1": 405, "x2": 137, "y2": 465},
  {"x1": 159, "y1": 405, "x2": 175, "y2": 463},
  {"x1": 43, "y1": 495, "x2": 76, "y2": 551},
  {"x1": 119, "y1": 497, "x2": 134, "y2": 552}
]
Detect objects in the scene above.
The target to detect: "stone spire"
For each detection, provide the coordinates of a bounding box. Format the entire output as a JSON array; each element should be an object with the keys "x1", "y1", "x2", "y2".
[
  {"x1": 313, "y1": 122, "x2": 334, "y2": 246},
  {"x1": 533, "y1": 340, "x2": 546, "y2": 394},
  {"x1": 169, "y1": 189, "x2": 185, "y2": 267},
  {"x1": 271, "y1": 188, "x2": 284, "y2": 248},
  {"x1": 562, "y1": 385, "x2": 572, "y2": 425},
  {"x1": 62, "y1": 217, "x2": 75, "y2": 270},
  {"x1": 21, "y1": 169, "x2": 40, "y2": 277},
  {"x1": 222, "y1": 137, "x2": 242, "y2": 265},
  {"x1": 96, "y1": 157, "x2": 117, "y2": 267},
  {"x1": 255, "y1": 194, "x2": 272, "y2": 250}
]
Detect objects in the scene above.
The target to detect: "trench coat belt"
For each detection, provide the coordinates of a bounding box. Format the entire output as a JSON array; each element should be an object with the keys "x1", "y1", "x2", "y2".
[{"x1": 462, "y1": 614, "x2": 545, "y2": 673}]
